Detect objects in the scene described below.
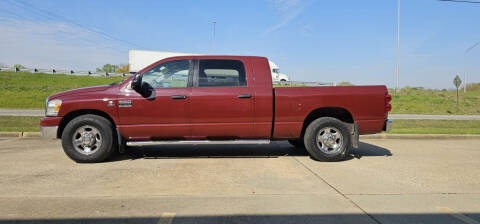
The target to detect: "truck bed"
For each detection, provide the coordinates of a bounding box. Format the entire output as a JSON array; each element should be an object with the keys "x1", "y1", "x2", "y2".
[{"x1": 272, "y1": 85, "x2": 388, "y2": 138}]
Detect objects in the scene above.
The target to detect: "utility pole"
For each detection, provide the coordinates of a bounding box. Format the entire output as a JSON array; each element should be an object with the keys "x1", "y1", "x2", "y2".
[
  {"x1": 464, "y1": 52, "x2": 467, "y2": 93},
  {"x1": 212, "y1": 21, "x2": 216, "y2": 53},
  {"x1": 464, "y1": 41, "x2": 480, "y2": 93},
  {"x1": 395, "y1": 0, "x2": 400, "y2": 94},
  {"x1": 437, "y1": 0, "x2": 480, "y2": 93}
]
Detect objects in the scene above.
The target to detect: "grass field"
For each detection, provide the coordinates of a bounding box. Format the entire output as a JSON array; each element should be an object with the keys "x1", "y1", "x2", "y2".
[
  {"x1": 1, "y1": 116, "x2": 479, "y2": 134},
  {"x1": 389, "y1": 119, "x2": 480, "y2": 134},
  {"x1": 0, "y1": 71, "x2": 124, "y2": 109},
  {"x1": 2, "y1": 71, "x2": 480, "y2": 115},
  {"x1": 0, "y1": 116, "x2": 41, "y2": 132},
  {"x1": 390, "y1": 86, "x2": 480, "y2": 115}
]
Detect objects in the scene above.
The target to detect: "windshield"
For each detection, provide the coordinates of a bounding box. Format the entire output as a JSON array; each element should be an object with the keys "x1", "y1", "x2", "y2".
[{"x1": 272, "y1": 68, "x2": 280, "y2": 74}]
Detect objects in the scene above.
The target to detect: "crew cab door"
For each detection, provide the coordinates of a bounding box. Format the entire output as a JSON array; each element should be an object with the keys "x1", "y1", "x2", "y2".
[
  {"x1": 189, "y1": 59, "x2": 255, "y2": 139},
  {"x1": 117, "y1": 59, "x2": 193, "y2": 140}
]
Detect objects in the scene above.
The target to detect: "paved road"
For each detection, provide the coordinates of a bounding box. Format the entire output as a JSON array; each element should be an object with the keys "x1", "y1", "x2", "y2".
[
  {"x1": 0, "y1": 109, "x2": 43, "y2": 117},
  {"x1": 2, "y1": 108, "x2": 480, "y2": 120},
  {"x1": 0, "y1": 137, "x2": 479, "y2": 224},
  {"x1": 389, "y1": 114, "x2": 480, "y2": 120}
]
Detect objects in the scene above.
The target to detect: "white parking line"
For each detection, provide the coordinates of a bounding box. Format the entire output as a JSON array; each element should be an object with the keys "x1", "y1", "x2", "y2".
[
  {"x1": 0, "y1": 138, "x2": 20, "y2": 144},
  {"x1": 157, "y1": 212, "x2": 176, "y2": 224},
  {"x1": 437, "y1": 207, "x2": 480, "y2": 224}
]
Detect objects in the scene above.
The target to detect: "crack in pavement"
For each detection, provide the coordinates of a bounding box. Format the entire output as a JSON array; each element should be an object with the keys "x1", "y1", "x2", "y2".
[{"x1": 292, "y1": 157, "x2": 383, "y2": 224}]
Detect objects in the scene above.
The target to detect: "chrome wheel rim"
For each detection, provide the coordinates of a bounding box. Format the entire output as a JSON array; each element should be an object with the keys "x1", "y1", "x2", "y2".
[
  {"x1": 72, "y1": 125, "x2": 102, "y2": 155},
  {"x1": 316, "y1": 127, "x2": 343, "y2": 155}
]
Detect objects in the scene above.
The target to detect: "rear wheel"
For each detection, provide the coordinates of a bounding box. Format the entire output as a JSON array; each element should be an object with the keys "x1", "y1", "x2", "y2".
[
  {"x1": 304, "y1": 117, "x2": 351, "y2": 162},
  {"x1": 61, "y1": 114, "x2": 116, "y2": 163}
]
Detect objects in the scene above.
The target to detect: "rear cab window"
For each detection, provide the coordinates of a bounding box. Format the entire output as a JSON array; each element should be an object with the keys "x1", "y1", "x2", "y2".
[{"x1": 197, "y1": 59, "x2": 246, "y2": 87}]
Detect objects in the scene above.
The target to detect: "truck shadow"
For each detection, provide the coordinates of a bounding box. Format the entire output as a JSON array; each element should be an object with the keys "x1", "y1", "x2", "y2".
[
  {"x1": 1, "y1": 213, "x2": 478, "y2": 224},
  {"x1": 348, "y1": 142, "x2": 393, "y2": 160},
  {"x1": 110, "y1": 141, "x2": 391, "y2": 162}
]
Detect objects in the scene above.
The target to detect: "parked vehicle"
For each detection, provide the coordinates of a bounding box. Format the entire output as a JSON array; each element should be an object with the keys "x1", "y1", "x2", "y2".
[
  {"x1": 269, "y1": 61, "x2": 289, "y2": 82},
  {"x1": 41, "y1": 55, "x2": 392, "y2": 163}
]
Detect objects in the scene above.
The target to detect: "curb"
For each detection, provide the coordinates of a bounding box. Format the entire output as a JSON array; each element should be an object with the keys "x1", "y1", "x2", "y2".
[
  {"x1": 361, "y1": 134, "x2": 480, "y2": 140},
  {"x1": 0, "y1": 132, "x2": 40, "y2": 138},
  {"x1": 0, "y1": 132, "x2": 23, "y2": 137}
]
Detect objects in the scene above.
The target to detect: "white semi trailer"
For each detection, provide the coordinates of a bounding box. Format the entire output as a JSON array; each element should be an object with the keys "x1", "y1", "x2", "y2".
[{"x1": 129, "y1": 50, "x2": 289, "y2": 82}]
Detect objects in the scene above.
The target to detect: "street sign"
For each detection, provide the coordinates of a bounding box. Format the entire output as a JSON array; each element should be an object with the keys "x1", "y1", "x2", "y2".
[
  {"x1": 453, "y1": 75, "x2": 462, "y2": 112},
  {"x1": 454, "y1": 75, "x2": 462, "y2": 89}
]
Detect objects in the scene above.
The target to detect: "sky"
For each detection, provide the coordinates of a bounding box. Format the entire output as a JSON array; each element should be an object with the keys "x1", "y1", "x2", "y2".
[{"x1": 0, "y1": 0, "x2": 479, "y2": 89}]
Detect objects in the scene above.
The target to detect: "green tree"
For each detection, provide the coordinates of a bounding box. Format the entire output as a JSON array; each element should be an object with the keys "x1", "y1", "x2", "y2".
[
  {"x1": 96, "y1": 64, "x2": 119, "y2": 73},
  {"x1": 337, "y1": 81, "x2": 354, "y2": 86},
  {"x1": 14, "y1": 64, "x2": 26, "y2": 69},
  {"x1": 116, "y1": 64, "x2": 129, "y2": 73}
]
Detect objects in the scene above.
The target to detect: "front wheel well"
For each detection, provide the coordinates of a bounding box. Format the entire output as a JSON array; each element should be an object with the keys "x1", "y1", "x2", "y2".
[
  {"x1": 300, "y1": 107, "x2": 354, "y2": 138},
  {"x1": 57, "y1": 109, "x2": 116, "y2": 139}
]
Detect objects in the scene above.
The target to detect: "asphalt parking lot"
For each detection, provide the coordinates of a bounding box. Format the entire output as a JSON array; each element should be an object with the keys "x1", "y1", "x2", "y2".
[{"x1": 0, "y1": 137, "x2": 479, "y2": 224}]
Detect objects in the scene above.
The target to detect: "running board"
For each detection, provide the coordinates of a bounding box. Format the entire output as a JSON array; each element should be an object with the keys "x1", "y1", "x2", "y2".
[{"x1": 126, "y1": 139, "x2": 271, "y2": 147}]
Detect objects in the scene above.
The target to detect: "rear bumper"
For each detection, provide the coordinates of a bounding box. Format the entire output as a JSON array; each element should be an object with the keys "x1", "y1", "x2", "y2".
[
  {"x1": 351, "y1": 122, "x2": 359, "y2": 148},
  {"x1": 40, "y1": 126, "x2": 58, "y2": 139},
  {"x1": 384, "y1": 119, "x2": 393, "y2": 132}
]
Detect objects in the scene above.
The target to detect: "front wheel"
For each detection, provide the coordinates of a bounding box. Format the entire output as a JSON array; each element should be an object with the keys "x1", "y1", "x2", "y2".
[
  {"x1": 303, "y1": 117, "x2": 351, "y2": 162},
  {"x1": 61, "y1": 114, "x2": 116, "y2": 163}
]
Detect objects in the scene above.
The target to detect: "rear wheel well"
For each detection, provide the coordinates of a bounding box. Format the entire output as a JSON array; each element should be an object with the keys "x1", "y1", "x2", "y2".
[
  {"x1": 300, "y1": 107, "x2": 354, "y2": 139},
  {"x1": 57, "y1": 110, "x2": 116, "y2": 139}
]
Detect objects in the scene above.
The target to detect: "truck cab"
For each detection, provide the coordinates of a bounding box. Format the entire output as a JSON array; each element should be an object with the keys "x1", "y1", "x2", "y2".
[{"x1": 269, "y1": 61, "x2": 289, "y2": 82}]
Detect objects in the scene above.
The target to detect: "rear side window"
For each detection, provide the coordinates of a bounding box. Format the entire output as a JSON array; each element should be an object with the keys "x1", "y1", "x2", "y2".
[{"x1": 198, "y1": 59, "x2": 246, "y2": 87}]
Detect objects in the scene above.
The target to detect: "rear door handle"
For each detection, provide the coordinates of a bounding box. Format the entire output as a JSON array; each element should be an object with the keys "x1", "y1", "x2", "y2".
[
  {"x1": 171, "y1": 95, "x2": 187, "y2": 99},
  {"x1": 237, "y1": 94, "x2": 252, "y2": 99}
]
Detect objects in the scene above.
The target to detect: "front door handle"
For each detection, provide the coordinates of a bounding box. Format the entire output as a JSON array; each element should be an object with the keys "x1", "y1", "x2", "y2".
[
  {"x1": 237, "y1": 94, "x2": 252, "y2": 99},
  {"x1": 171, "y1": 95, "x2": 187, "y2": 100}
]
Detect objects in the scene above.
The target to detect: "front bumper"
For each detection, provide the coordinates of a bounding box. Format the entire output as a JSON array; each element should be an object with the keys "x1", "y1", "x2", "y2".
[
  {"x1": 384, "y1": 119, "x2": 393, "y2": 132},
  {"x1": 40, "y1": 126, "x2": 58, "y2": 139},
  {"x1": 40, "y1": 117, "x2": 62, "y2": 138}
]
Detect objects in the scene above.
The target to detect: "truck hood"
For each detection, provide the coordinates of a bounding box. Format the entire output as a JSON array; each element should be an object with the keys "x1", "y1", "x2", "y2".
[{"x1": 48, "y1": 85, "x2": 113, "y2": 100}]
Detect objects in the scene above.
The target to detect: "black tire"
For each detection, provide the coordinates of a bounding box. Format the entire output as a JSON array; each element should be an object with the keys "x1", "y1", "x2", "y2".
[
  {"x1": 288, "y1": 139, "x2": 305, "y2": 148},
  {"x1": 304, "y1": 117, "x2": 351, "y2": 162},
  {"x1": 61, "y1": 114, "x2": 116, "y2": 163}
]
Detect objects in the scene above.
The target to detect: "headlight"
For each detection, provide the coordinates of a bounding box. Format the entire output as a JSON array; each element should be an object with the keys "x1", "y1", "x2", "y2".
[{"x1": 46, "y1": 99, "x2": 62, "y2": 116}]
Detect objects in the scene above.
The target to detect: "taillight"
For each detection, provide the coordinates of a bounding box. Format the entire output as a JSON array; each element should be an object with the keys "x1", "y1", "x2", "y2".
[{"x1": 385, "y1": 93, "x2": 392, "y2": 112}]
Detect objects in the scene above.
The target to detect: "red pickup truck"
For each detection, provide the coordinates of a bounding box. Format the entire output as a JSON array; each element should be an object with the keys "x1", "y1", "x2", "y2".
[{"x1": 40, "y1": 55, "x2": 392, "y2": 163}]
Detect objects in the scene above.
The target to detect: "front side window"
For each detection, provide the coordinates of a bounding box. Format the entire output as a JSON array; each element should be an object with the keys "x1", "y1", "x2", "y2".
[
  {"x1": 142, "y1": 60, "x2": 191, "y2": 88},
  {"x1": 198, "y1": 59, "x2": 246, "y2": 87}
]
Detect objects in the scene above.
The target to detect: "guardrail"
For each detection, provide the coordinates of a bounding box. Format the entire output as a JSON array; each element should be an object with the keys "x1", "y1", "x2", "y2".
[
  {"x1": 273, "y1": 81, "x2": 335, "y2": 86},
  {"x1": 1, "y1": 67, "x2": 335, "y2": 85},
  {"x1": 0, "y1": 66, "x2": 132, "y2": 77}
]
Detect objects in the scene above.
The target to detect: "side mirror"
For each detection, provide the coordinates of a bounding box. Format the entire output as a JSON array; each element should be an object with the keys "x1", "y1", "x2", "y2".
[
  {"x1": 131, "y1": 74, "x2": 143, "y2": 93},
  {"x1": 131, "y1": 73, "x2": 153, "y2": 98}
]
